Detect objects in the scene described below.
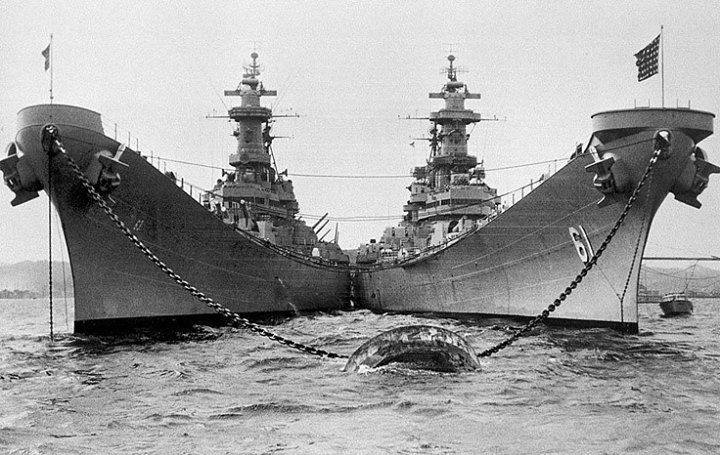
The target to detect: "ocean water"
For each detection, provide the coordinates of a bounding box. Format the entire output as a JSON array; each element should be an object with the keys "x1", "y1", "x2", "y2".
[{"x1": 1, "y1": 298, "x2": 719, "y2": 454}]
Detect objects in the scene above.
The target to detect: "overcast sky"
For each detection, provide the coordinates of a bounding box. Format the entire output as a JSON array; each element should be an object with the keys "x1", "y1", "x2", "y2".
[{"x1": 1, "y1": 0, "x2": 719, "y2": 267}]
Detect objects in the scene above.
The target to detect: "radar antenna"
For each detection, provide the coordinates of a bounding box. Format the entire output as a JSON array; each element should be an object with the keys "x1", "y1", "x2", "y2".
[
  {"x1": 446, "y1": 54, "x2": 457, "y2": 81},
  {"x1": 243, "y1": 52, "x2": 262, "y2": 79}
]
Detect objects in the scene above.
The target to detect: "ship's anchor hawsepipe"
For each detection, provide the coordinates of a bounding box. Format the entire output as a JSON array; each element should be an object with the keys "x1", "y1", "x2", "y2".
[{"x1": 42, "y1": 124, "x2": 665, "y2": 372}]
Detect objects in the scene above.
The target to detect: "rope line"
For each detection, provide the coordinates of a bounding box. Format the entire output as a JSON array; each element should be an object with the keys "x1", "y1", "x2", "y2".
[
  {"x1": 197, "y1": 175, "x2": 541, "y2": 223},
  {"x1": 52, "y1": 210, "x2": 71, "y2": 331},
  {"x1": 143, "y1": 155, "x2": 568, "y2": 178},
  {"x1": 618, "y1": 180, "x2": 653, "y2": 308}
]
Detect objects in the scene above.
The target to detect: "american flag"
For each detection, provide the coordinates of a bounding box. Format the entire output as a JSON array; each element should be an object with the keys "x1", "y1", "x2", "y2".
[
  {"x1": 634, "y1": 34, "x2": 660, "y2": 82},
  {"x1": 41, "y1": 43, "x2": 51, "y2": 71}
]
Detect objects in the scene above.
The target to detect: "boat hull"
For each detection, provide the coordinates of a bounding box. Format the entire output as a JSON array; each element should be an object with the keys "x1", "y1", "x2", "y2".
[
  {"x1": 659, "y1": 300, "x2": 693, "y2": 316},
  {"x1": 13, "y1": 105, "x2": 350, "y2": 333},
  {"x1": 356, "y1": 109, "x2": 715, "y2": 333},
  {"x1": 660, "y1": 295, "x2": 693, "y2": 316}
]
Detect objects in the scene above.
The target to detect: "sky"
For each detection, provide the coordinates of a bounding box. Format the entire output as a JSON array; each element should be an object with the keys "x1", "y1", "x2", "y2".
[{"x1": 1, "y1": 0, "x2": 720, "y2": 266}]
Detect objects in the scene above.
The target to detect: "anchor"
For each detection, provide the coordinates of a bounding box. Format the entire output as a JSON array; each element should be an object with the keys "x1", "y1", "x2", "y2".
[
  {"x1": 343, "y1": 325, "x2": 479, "y2": 373},
  {"x1": 585, "y1": 130, "x2": 672, "y2": 207},
  {"x1": 0, "y1": 142, "x2": 42, "y2": 206},
  {"x1": 584, "y1": 144, "x2": 631, "y2": 207},
  {"x1": 671, "y1": 146, "x2": 720, "y2": 208},
  {"x1": 84, "y1": 144, "x2": 129, "y2": 195}
]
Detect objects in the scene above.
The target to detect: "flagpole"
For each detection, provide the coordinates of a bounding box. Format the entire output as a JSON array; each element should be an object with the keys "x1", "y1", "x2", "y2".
[
  {"x1": 660, "y1": 25, "x2": 664, "y2": 108},
  {"x1": 49, "y1": 34, "x2": 54, "y2": 104}
]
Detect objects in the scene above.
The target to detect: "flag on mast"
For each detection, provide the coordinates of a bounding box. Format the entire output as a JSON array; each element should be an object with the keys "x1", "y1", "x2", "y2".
[
  {"x1": 41, "y1": 42, "x2": 51, "y2": 71},
  {"x1": 634, "y1": 34, "x2": 660, "y2": 81}
]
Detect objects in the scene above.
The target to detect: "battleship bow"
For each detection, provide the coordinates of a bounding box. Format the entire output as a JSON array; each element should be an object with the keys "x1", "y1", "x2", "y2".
[
  {"x1": 353, "y1": 56, "x2": 716, "y2": 334},
  {"x1": 356, "y1": 107, "x2": 716, "y2": 333},
  {"x1": 2, "y1": 55, "x2": 352, "y2": 333}
]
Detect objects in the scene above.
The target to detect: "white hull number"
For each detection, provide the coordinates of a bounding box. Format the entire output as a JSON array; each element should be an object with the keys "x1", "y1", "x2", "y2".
[{"x1": 569, "y1": 225, "x2": 595, "y2": 264}]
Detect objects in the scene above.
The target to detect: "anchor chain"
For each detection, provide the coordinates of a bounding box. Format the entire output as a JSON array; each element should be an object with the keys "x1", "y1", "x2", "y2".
[
  {"x1": 42, "y1": 125, "x2": 346, "y2": 359},
  {"x1": 477, "y1": 146, "x2": 664, "y2": 357}
]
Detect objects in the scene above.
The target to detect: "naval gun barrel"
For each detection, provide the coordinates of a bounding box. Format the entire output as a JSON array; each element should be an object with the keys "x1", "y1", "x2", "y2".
[
  {"x1": 315, "y1": 219, "x2": 330, "y2": 235},
  {"x1": 318, "y1": 229, "x2": 332, "y2": 242},
  {"x1": 311, "y1": 213, "x2": 328, "y2": 231}
]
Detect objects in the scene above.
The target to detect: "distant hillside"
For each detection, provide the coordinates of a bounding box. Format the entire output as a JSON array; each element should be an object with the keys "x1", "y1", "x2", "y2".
[
  {"x1": 640, "y1": 264, "x2": 720, "y2": 295},
  {"x1": 0, "y1": 261, "x2": 73, "y2": 297}
]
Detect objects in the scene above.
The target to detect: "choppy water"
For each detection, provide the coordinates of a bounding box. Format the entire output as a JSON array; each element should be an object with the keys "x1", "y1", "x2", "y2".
[{"x1": 1, "y1": 298, "x2": 719, "y2": 454}]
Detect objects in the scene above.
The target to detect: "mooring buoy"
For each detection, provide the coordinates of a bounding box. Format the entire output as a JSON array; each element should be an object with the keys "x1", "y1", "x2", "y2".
[{"x1": 343, "y1": 325, "x2": 479, "y2": 373}]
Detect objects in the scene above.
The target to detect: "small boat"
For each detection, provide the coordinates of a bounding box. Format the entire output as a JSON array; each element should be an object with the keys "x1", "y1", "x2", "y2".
[{"x1": 659, "y1": 293, "x2": 693, "y2": 316}]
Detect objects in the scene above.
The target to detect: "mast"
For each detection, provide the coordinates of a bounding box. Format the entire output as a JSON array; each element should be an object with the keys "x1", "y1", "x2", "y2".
[
  {"x1": 224, "y1": 52, "x2": 277, "y2": 170},
  {"x1": 49, "y1": 34, "x2": 54, "y2": 104}
]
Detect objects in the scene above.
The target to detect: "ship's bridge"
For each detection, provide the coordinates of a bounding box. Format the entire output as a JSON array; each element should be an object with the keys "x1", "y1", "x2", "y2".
[{"x1": 216, "y1": 52, "x2": 301, "y2": 221}]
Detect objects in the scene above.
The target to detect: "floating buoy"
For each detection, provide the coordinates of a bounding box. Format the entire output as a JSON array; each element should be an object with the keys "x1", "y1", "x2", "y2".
[{"x1": 343, "y1": 325, "x2": 479, "y2": 373}]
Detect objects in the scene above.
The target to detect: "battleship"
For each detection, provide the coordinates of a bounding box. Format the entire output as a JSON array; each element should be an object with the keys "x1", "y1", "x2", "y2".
[
  {"x1": 1, "y1": 53, "x2": 718, "y2": 334},
  {"x1": 0, "y1": 53, "x2": 350, "y2": 333},
  {"x1": 354, "y1": 55, "x2": 718, "y2": 333}
]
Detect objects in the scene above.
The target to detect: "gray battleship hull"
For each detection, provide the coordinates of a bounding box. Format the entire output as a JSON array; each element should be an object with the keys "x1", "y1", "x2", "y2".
[
  {"x1": 11, "y1": 105, "x2": 350, "y2": 333},
  {"x1": 5, "y1": 105, "x2": 715, "y2": 334},
  {"x1": 356, "y1": 109, "x2": 716, "y2": 333}
]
